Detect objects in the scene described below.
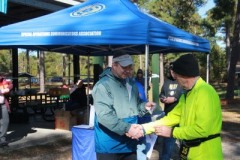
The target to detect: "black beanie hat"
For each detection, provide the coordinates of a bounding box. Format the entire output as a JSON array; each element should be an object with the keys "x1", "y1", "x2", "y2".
[
  {"x1": 171, "y1": 54, "x2": 199, "y2": 77},
  {"x1": 137, "y1": 69, "x2": 143, "y2": 74}
]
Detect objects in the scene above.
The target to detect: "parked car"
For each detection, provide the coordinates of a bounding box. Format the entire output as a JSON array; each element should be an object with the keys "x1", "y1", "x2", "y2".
[
  {"x1": 25, "y1": 77, "x2": 39, "y2": 84},
  {"x1": 82, "y1": 78, "x2": 94, "y2": 83},
  {"x1": 51, "y1": 76, "x2": 63, "y2": 82}
]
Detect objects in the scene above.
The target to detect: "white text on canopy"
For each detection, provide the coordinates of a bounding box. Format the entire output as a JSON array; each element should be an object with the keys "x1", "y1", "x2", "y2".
[{"x1": 21, "y1": 31, "x2": 102, "y2": 37}]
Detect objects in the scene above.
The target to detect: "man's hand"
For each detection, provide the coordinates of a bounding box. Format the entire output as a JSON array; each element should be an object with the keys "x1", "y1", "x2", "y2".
[
  {"x1": 126, "y1": 124, "x2": 144, "y2": 139},
  {"x1": 161, "y1": 97, "x2": 176, "y2": 104},
  {"x1": 145, "y1": 101, "x2": 156, "y2": 111},
  {"x1": 154, "y1": 125, "x2": 173, "y2": 137}
]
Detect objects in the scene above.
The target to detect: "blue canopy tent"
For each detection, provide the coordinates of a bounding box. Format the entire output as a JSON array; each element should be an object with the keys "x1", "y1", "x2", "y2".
[
  {"x1": 0, "y1": 0, "x2": 209, "y2": 54},
  {"x1": 0, "y1": 0, "x2": 210, "y2": 93}
]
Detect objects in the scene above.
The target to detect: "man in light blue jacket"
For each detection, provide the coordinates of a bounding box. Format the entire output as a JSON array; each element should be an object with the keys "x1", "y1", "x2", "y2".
[{"x1": 92, "y1": 53, "x2": 155, "y2": 160}]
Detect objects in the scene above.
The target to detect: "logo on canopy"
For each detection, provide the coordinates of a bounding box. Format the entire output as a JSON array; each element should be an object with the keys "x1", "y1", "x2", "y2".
[{"x1": 70, "y1": 3, "x2": 105, "y2": 17}]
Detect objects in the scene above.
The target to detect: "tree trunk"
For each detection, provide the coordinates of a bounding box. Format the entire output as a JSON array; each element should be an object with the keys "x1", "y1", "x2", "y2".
[
  {"x1": 26, "y1": 49, "x2": 30, "y2": 73},
  {"x1": 73, "y1": 55, "x2": 80, "y2": 84},
  {"x1": 39, "y1": 51, "x2": 45, "y2": 93},
  {"x1": 63, "y1": 55, "x2": 67, "y2": 79},
  {"x1": 225, "y1": 24, "x2": 231, "y2": 73},
  {"x1": 226, "y1": 0, "x2": 240, "y2": 100}
]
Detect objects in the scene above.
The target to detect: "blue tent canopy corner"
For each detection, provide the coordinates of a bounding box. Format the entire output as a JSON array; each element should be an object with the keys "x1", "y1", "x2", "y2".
[{"x1": 0, "y1": 0, "x2": 210, "y2": 55}]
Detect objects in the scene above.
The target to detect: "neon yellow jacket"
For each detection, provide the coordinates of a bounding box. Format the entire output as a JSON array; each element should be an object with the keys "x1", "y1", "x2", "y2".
[{"x1": 142, "y1": 78, "x2": 223, "y2": 160}]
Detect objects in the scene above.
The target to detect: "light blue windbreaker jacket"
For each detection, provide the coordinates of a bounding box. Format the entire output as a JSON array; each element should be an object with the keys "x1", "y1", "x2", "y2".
[{"x1": 92, "y1": 67, "x2": 148, "y2": 153}]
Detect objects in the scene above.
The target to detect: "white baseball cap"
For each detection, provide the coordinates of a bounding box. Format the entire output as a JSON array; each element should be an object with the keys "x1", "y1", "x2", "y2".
[{"x1": 112, "y1": 54, "x2": 133, "y2": 67}]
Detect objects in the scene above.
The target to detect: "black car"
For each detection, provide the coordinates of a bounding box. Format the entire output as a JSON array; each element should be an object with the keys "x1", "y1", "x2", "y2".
[{"x1": 51, "y1": 76, "x2": 63, "y2": 82}]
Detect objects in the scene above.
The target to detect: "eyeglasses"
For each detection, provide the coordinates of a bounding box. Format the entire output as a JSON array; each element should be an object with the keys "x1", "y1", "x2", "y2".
[
  {"x1": 117, "y1": 63, "x2": 133, "y2": 71},
  {"x1": 122, "y1": 65, "x2": 133, "y2": 71}
]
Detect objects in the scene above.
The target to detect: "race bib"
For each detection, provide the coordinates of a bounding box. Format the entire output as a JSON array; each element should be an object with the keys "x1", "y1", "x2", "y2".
[{"x1": 180, "y1": 142, "x2": 189, "y2": 160}]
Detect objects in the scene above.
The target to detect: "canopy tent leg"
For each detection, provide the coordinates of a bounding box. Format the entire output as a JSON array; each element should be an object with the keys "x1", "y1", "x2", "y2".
[
  {"x1": 206, "y1": 54, "x2": 210, "y2": 83},
  {"x1": 159, "y1": 53, "x2": 164, "y2": 91},
  {"x1": 86, "y1": 55, "x2": 90, "y2": 125},
  {"x1": 144, "y1": 45, "x2": 149, "y2": 97}
]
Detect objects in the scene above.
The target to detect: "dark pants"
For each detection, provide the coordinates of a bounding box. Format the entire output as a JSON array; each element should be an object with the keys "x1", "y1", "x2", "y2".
[
  {"x1": 65, "y1": 101, "x2": 86, "y2": 111},
  {"x1": 160, "y1": 137, "x2": 176, "y2": 160},
  {"x1": 97, "y1": 152, "x2": 137, "y2": 160}
]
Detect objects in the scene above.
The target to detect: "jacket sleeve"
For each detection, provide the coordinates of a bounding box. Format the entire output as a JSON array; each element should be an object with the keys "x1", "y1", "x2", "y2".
[
  {"x1": 92, "y1": 83, "x2": 131, "y2": 135},
  {"x1": 142, "y1": 98, "x2": 183, "y2": 134}
]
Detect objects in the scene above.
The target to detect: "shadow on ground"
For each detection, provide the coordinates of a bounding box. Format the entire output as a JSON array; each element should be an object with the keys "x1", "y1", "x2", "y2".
[{"x1": 6, "y1": 113, "x2": 55, "y2": 144}]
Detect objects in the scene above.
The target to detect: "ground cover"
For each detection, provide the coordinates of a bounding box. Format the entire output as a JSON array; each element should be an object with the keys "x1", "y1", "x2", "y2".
[{"x1": 0, "y1": 100, "x2": 239, "y2": 160}]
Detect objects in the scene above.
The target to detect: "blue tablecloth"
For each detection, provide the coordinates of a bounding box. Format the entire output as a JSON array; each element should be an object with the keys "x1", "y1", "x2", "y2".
[{"x1": 72, "y1": 125, "x2": 96, "y2": 160}]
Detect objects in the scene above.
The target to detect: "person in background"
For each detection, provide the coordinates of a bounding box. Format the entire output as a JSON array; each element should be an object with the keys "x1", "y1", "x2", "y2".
[
  {"x1": 158, "y1": 63, "x2": 183, "y2": 160},
  {"x1": 65, "y1": 79, "x2": 87, "y2": 111},
  {"x1": 0, "y1": 75, "x2": 13, "y2": 147},
  {"x1": 135, "y1": 80, "x2": 147, "y2": 102},
  {"x1": 130, "y1": 54, "x2": 223, "y2": 160},
  {"x1": 92, "y1": 53, "x2": 155, "y2": 160},
  {"x1": 61, "y1": 82, "x2": 68, "y2": 89},
  {"x1": 135, "y1": 69, "x2": 150, "y2": 91}
]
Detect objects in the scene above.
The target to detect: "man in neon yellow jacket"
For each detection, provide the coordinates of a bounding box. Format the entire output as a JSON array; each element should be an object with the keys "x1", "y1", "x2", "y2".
[{"x1": 141, "y1": 54, "x2": 223, "y2": 160}]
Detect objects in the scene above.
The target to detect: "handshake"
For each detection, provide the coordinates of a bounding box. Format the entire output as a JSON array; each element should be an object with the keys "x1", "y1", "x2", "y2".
[
  {"x1": 125, "y1": 124, "x2": 174, "y2": 139},
  {"x1": 125, "y1": 124, "x2": 144, "y2": 139}
]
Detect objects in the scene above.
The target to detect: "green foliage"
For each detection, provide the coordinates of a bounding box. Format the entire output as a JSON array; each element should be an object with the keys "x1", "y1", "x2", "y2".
[
  {"x1": 201, "y1": 17, "x2": 219, "y2": 37},
  {"x1": 138, "y1": 0, "x2": 206, "y2": 34},
  {"x1": 209, "y1": 44, "x2": 226, "y2": 82},
  {"x1": 0, "y1": 50, "x2": 11, "y2": 73},
  {"x1": 17, "y1": 50, "x2": 39, "y2": 76},
  {"x1": 44, "y1": 52, "x2": 94, "y2": 79},
  {"x1": 137, "y1": 0, "x2": 229, "y2": 84},
  {"x1": 131, "y1": 54, "x2": 153, "y2": 76},
  {"x1": 45, "y1": 52, "x2": 64, "y2": 77},
  {"x1": 0, "y1": 50, "x2": 94, "y2": 81},
  {"x1": 79, "y1": 55, "x2": 94, "y2": 78},
  {"x1": 208, "y1": 0, "x2": 236, "y2": 39},
  {"x1": 211, "y1": 0, "x2": 236, "y2": 20}
]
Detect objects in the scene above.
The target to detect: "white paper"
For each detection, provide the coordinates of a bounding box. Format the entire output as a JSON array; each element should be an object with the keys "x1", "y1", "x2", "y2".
[
  {"x1": 89, "y1": 104, "x2": 95, "y2": 127},
  {"x1": 148, "y1": 104, "x2": 156, "y2": 115},
  {"x1": 73, "y1": 124, "x2": 93, "y2": 129},
  {"x1": 146, "y1": 134, "x2": 158, "y2": 159}
]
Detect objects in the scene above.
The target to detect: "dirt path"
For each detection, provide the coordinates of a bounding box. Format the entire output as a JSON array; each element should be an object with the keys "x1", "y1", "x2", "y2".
[{"x1": 221, "y1": 103, "x2": 240, "y2": 142}]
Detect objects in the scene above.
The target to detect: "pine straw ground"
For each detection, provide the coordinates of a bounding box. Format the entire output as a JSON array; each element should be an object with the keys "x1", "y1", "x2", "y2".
[{"x1": 0, "y1": 100, "x2": 239, "y2": 160}]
